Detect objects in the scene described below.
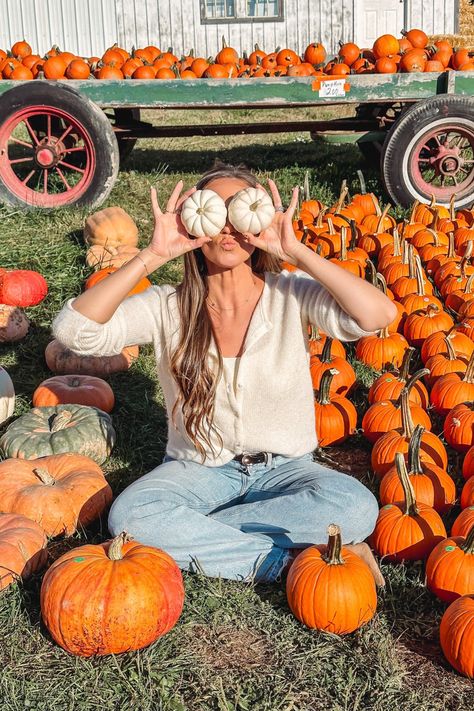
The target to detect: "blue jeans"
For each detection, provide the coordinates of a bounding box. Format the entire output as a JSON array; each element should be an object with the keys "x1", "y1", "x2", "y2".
[{"x1": 108, "y1": 452, "x2": 379, "y2": 583}]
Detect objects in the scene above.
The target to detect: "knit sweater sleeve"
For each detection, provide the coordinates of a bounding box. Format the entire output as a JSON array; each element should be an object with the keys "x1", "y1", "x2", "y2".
[
  {"x1": 288, "y1": 270, "x2": 376, "y2": 342},
  {"x1": 52, "y1": 287, "x2": 163, "y2": 357}
]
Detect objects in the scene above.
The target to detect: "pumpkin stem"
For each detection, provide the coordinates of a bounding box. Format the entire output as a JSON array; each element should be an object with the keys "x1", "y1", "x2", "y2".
[
  {"x1": 444, "y1": 335, "x2": 457, "y2": 361},
  {"x1": 322, "y1": 523, "x2": 345, "y2": 565},
  {"x1": 303, "y1": 171, "x2": 310, "y2": 202},
  {"x1": 409, "y1": 200, "x2": 419, "y2": 224},
  {"x1": 108, "y1": 532, "x2": 133, "y2": 561},
  {"x1": 447, "y1": 231, "x2": 456, "y2": 259},
  {"x1": 308, "y1": 324, "x2": 320, "y2": 342},
  {"x1": 400, "y1": 387, "x2": 415, "y2": 438},
  {"x1": 50, "y1": 410, "x2": 73, "y2": 432},
  {"x1": 316, "y1": 368, "x2": 338, "y2": 405},
  {"x1": 379, "y1": 325, "x2": 390, "y2": 339},
  {"x1": 403, "y1": 368, "x2": 430, "y2": 397},
  {"x1": 414, "y1": 253, "x2": 425, "y2": 296},
  {"x1": 408, "y1": 424, "x2": 425, "y2": 476},
  {"x1": 463, "y1": 349, "x2": 474, "y2": 384},
  {"x1": 334, "y1": 181, "x2": 348, "y2": 214},
  {"x1": 348, "y1": 219, "x2": 358, "y2": 252},
  {"x1": 464, "y1": 273, "x2": 474, "y2": 295},
  {"x1": 449, "y1": 193, "x2": 455, "y2": 221},
  {"x1": 69, "y1": 377, "x2": 82, "y2": 388},
  {"x1": 320, "y1": 336, "x2": 333, "y2": 364},
  {"x1": 395, "y1": 452, "x2": 419, "y2": 516},
  {"x1": 408, "y1": 243, "x2": 416, "y2": 280},
  {"x1": 375, "y1": 272, "x2": 389, "y2": 296},
  {"x1": 249, "y1": 199, "x2": 262, "y2": 212},
  {"x1": 366, "y1": 258, "x2": 377, "y2": 286},
  {"x1": 399, "y1": 346, "x2": 415, "y2": 382},
  {"x1": 376, "y1": 203, "x2": 391, "y2": 233},
  {"x1": 339, "y1": 229, "x2": 348, "y2": 261},
  {"x1": 392, "y1": 227, "x2": 401, "y2": 257},
  {"x1": 460, "y1": 523, "x2": 474, "y2": 555},
  {"x1": 33, "y1": 467, "x2": 56, "y2": 486}
]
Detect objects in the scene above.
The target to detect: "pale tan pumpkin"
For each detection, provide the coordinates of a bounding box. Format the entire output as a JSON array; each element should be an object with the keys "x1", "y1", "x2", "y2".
[
  {"x1": 84, "y1": 207, "x2": 139, "y2": 249},
  {"x1": 0, "y1": 304, "x2": 29, "y2": 342},
  {"x1": 85, "y1": 244, "x2": 140, "y2": 271},
  {"x1": 45, "y1": 340, "x2": 139, "y2": 377}
]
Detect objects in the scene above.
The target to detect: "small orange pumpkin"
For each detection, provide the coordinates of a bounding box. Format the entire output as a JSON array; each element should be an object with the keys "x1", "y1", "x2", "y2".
[{"x1": 285, "y1": 524, "x2": 377, "y2": 634}]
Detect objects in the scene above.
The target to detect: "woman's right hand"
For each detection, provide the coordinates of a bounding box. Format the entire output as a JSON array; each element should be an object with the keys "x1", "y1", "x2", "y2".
[{"x1": 148, "y1": 180, "x2": 212, "y2": 260}]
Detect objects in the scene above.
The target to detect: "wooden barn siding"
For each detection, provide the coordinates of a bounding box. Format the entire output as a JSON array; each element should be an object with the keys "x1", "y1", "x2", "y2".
[
  {"x1": 0, "y1": 0, "x2": 457, "y2": 57},
  {"x1": 118, "y1": 0, "x2": 355, "y2": 57}
]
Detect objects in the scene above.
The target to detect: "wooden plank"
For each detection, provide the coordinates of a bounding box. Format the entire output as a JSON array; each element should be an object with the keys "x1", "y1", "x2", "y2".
[
  {"x1": 112, "y1": 117, "x2": 379, "y2": 138},
  {"x1": 0, "y1": 73, "x2": 471, "y2": 109}
]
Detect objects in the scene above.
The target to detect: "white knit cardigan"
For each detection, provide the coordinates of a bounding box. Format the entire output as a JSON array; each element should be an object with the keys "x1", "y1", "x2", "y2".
[{"x1": 52, "y1": 270, "x2": 373, "y2": 466}]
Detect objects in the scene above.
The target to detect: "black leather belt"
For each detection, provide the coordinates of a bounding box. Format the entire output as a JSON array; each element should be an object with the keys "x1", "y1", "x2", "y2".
[{"x1": 233, "y1": 451, "x2": 272, "y2": 466}]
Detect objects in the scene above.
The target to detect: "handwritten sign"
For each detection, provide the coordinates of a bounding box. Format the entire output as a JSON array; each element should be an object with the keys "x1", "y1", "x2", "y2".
[{"x1": 318, "y1": 78, "x2": 348, "y2": 98}]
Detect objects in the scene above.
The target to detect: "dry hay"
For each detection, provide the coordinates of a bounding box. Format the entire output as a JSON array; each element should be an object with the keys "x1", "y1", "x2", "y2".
[
  {"x1": 429, "y1": 34, "x2": 474, "y2": 49},
  {"x1": 459, "y1": 0, "x2": 474, "y2": 36}
]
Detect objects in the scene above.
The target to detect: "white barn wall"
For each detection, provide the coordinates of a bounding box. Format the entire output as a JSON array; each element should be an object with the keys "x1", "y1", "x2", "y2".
[{"x1": 0, "y1": 0, "x2": 457, "y2": 58}]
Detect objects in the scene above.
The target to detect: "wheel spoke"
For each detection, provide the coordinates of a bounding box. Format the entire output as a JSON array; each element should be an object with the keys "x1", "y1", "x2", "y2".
[
  {"x1": 63, "y1": 145, "x2": 86, "y2": 154},
  {"x1": 47, "y1": 114, "x2": 51, "y2": 141},
  {"x1": 24, "y1": 119, "x2": 40, "y2": 146},
  {"x1": 22, "y1": 170, "x2": 36, "y2": 185},
  {"x1": 57, "y1": 123, "x2": 74, "y2": 144},
  {"x1": 10, "y1": 136, "x2": 34, "y2": 149},
  {"x1": 54, "y1": 166, "x2": 72, "y2": 191},
  {"x1": 9, "y1": 156, "x2": 34, "y2": 165},
  {"x1": 43, "y1": 169, "x2": 48, "y2": 193},
  {"x1": 57, "y1": 160, "x2": 85, "y2": 174}
]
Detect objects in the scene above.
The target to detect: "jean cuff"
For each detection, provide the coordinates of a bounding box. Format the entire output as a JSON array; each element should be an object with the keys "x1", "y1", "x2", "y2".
[{"x1": 252, "y1": 548, "x2": 291, "y2": 583}]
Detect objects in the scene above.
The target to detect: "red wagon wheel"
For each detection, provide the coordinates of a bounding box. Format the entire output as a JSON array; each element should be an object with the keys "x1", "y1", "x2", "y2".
[
  {"x1": 382, "y1": 95, "x2": 474, "y2": 209},
  {"x1": 0, "y1": 83, "x2": 119, "y2": 209}
]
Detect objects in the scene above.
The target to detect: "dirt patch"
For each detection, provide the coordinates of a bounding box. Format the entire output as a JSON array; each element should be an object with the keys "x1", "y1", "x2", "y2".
[
  {"x1": 314, "y1": 442, "x2": 372, "y2": 481},
  {"x1": 395, "y1": 638, "x2": 473, "y2": 702},
  {"x1": 185, "y1": 623, "x2": 276, "y2": 672}
]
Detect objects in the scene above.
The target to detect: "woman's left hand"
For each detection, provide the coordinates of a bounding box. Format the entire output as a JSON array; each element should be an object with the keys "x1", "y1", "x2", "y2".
[{"x1": 241, "y1": 179, "x2": 303, "y2": 265}]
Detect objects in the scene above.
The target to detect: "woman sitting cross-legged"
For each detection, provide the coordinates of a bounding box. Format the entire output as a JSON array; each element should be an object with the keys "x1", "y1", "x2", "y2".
[{"x1": 52, "y1": 163, "x2": 397, "y2": 586}]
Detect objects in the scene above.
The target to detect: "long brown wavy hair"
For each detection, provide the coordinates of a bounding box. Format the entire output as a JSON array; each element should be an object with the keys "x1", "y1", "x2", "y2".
[{"x1": 169, "y1": 162, "x2": 282, "y2": 461}]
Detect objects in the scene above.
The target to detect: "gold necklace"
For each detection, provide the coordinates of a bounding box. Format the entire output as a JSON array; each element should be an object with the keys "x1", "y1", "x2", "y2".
[{"x1": 206, "y1": 277, "x2": 257, "y2": 312}]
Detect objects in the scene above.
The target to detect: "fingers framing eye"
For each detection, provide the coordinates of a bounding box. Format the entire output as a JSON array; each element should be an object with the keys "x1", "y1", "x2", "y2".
[
  {"x1": 150, "y1": 187, "x2": 163, "y2": 216},
  {"x1": 166, "y1": 180, "x2": 184, "y2": 213}
]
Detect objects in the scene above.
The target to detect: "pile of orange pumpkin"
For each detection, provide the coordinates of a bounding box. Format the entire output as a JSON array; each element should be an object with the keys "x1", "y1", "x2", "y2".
[
  {"x1": 0, "y1": 30, "x2": 472, "y2": 81},
  {"x1": 283, "y1": 181, "x2": 474, "y2": 677}
]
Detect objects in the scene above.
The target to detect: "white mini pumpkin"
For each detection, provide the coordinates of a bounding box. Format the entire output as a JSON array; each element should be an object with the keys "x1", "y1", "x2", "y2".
[
  {"x1": 0, "y1": 366, "x2": 14, "y2": 426},
  {"x1": 180, "y1": 190, "x2": 227, "y2": 238},
  {"x1": 228, "y1": 188, "x2": 275, "y2": 234}
]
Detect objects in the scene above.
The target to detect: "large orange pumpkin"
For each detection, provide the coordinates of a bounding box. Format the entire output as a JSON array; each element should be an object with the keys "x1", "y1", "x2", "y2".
[
  {"x1": 33, "y1": 375, "x2": 115, "y2": 413},
  {"x1": 40, "y1": 532, "x2": 185, "y2": 656},
  {"x1": 85, "y1": 266, "x2": 151, "y2": 294},
  {"x1": 314, "y1": 369, "x2": 357, "y2": 446},
  {"x1": 0, "y1": 512, "x2": 47, "y2": 591},
  {"x1": 371, "y1": 453, "x2": 446, "y2": 561},
  {"x1": 426, "y1": 524, "x2": 474, "y2": 602},
  {"x1": 439, "y1": 595, "x2": 474, "y2": 678},
  {"x1": 0, "y1": 453, "x2": 112, "y2": 537},
  {"x1": 286, "y1": 524, "x2": 377, "y2": 634},
  {"x1": 45, "y1": 340, "x2": 139, "y2": 377}
]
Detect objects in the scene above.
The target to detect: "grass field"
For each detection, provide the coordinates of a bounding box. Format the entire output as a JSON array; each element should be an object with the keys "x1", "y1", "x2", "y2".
[{"x1": 0, "y1": 108, "x2": 473, "y2": 711}]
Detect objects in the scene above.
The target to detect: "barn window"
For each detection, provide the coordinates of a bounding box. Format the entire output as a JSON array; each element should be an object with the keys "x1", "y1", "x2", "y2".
[{"x1": 201, "y1": 0, "x2": 284, "y2": 23}]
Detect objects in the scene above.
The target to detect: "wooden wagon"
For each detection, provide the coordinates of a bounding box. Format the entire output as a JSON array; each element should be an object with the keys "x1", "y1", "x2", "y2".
[{"x1": 0, "y1": 72, "x2": 472, "y2": 209}]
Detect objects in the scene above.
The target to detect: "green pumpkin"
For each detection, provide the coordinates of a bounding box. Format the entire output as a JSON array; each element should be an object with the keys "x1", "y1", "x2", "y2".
[{"x1": 0, "y1": 404, "x2": 115, "y2": 465}]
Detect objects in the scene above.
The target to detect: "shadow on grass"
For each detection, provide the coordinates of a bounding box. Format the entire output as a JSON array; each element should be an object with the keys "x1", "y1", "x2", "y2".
[{"x1": 126, "y1": 140, "x2": 380, "y2": 183}]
